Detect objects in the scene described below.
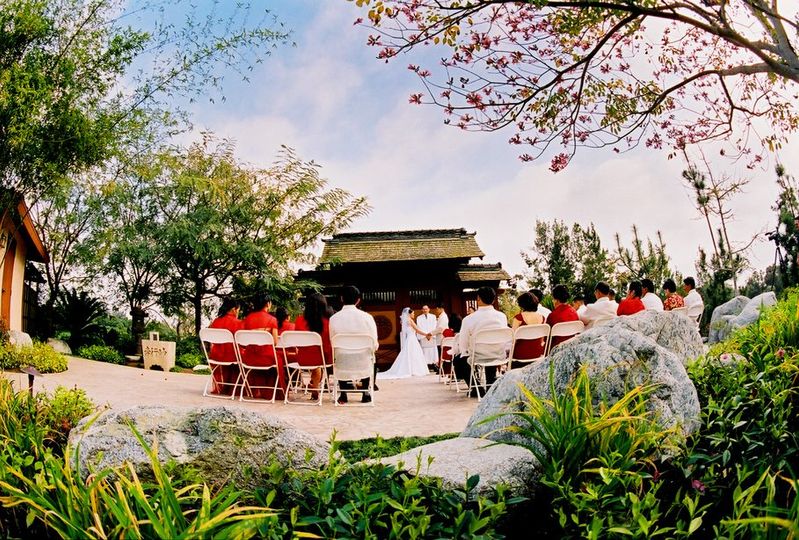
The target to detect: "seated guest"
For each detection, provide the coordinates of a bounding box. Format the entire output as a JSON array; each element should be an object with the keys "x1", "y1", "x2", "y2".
[
  {"x1": 511, "y1": 292, "x2": 546, "y2": 365},
  {"x1": 275, "y1": 306, "x2": 295, "y2": 335},
  {"x1": 531, "y1": 288, "x2": 551, "y2": 318},
  {"x1": 242, "y1": 293, "x2": 283, "y2": 399},
  {"x1": 329, "y1": 285, "x2": 379, "y2": 404},
  {"x1": 207, "y1": 297, "x2": 242, "y2": 395},
  {"x1": 571, "y1": 295, "x2": 587, "y2": 317},
  {"x1": 294, "y1": 293, "x2": 334, "y2": 401},
  {"x1": 641, "y1": 278, "x2": 664, "y2": 311},
  {"x1": 453, "y1": 286, "x2": 509, "y2": 396},
  {"x1": 662, "y1": 278, "x2": 685, "y2": 311},
  {"x1": 608, "y1": 288, "x2": 618, "y2": 307},
  {"x1": 445, "y1": 314, "x2": 462, "y2": 357},
  {"x1": 617, "y1": 281, "x2": 646, "y2": 316},
  {"x1": 683, "y1": 277, "x2": 705, "y2": 317},
  {"x1": 580, "y1": 281, "x2": 617, "y2": 328},
  {"x1": 546, "y1": 284, "x2": 580, "y2": 349}
]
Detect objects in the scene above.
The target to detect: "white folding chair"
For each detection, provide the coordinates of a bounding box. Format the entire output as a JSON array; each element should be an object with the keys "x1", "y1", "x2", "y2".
[
  {"x1": 331, "y1": 333, "x2": 376, "y2": 407},
  {"x1": 438, "y1": 336, "x2": 456, "y2": 386},
  {"x1": 199, "y1": 328, "x2": 241, "y2": 400},
  {"x1": 468, "y1": 327, "x2": 513, "y2": 401},
  {"x1": 509, "y1": 324, "x2": 550, "y2": 368},
  {"x1": 280, "y1": 331, "x2": 330, "y2": 406},
  {"x1": 670, "y1": 307, "x2": 688, "y2": 315},
  {"x1": 235, "y1": 330, "x2": 281, "y2": 403},
  {"x1": 546, "y1": 321, "x2": 585, "y2": 356}
]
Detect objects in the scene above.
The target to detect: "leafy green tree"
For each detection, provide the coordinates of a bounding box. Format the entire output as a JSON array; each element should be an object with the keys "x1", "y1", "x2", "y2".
[
  {"x1": 154, "y1": 139, "x2": 370, "y2": 333},
  {"x1": 767, "y1": 165, "x2": 799, "y2": 290},
  {"x1": 614, "y1": 226, "x2": 672, "y2": 291},
  {"x1": 522, "y1": 220, "x2": 615, "y2": 301}
]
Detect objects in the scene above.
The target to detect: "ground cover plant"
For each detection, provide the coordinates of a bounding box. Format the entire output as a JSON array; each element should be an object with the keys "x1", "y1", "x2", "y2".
[
  {"x1": 338, "y1": 432, "x2": 459, "y2": 462},
  {"x1": 76, "y1": 344, "x2": 125, "y2": 365},
  {"x1": 0, "y1": 379, "x2": 516, "y2": 539},
  {"x1": 0, "y1": 341, "x2": 69, "y2": 373},
  {"x1": 498, "y1": 289, "x2": 799, "y2": 538}
]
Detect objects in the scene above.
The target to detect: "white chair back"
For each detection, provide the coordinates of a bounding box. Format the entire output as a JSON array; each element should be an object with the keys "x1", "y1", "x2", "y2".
[
  {"x1": 440, "y1": 336, "x2": 456, "y2": 358},
  {"x1": 470, "y1": 327, "x2": 513, "y2": 366},
  {"x1": 509, "y1": 324, "x2": 550, "y2": 364},
  {"x1": 280, "y1": 330, "x2": 323, "y2": 348},
  {"x1": 235, "y1": 329, "x2": 275, "y2": 347},
  {"x1": 546, "y1": 321, "x2": 584, "y2": 355},
  {"x1": 199, "y1": 328, "x2": 237, "y2": 364},
  {"x1": 332, "y1": 333, "x2": 375, "y2": 382}
]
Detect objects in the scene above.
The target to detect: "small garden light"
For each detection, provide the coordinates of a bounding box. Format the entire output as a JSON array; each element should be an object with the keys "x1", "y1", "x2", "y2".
[{"x1": 20, "y1": 366, "x2": 42, "y2": 397}]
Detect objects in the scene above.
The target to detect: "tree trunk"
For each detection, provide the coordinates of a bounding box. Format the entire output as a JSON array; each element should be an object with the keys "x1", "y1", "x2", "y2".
[
  {"x1": 193, "y1": 292, "x2": 203, "y2": 336},
  {"x1": 130, "y1": 305, "x2": 147, "y2": 355}
]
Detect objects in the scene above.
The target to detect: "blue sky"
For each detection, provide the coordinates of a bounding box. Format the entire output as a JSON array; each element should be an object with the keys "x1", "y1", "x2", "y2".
[{"x1": 176, "y1": 1, "x2": 794, "y2": 281}]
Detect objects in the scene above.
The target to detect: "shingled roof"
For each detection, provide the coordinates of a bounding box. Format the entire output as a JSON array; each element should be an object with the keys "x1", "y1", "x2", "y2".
[
  {"x1": 457, "y1": 264, "x2": 511, "y2": 283},
  {"x1": 319, "y1": 229, "x2": 485, "y2": 264}
]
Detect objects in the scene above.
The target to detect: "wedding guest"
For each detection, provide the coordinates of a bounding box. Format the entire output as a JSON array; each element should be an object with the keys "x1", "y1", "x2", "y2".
[
  {"x1": 531, "y1": 288, "x2": 552, "y2": 318},
  {"x1": 608, "y1": 288, "x2": 619, "y2": 307},
  {"x1": 546, "y1": 284, "x2": 580, "y2": 348},
  {"x1": 329, "y1": 285, "x2": 379, "y2": 404},
  {"x1": 571, "y1": 295, "x2": 587, "y2": 317},
  {"x1": 275, "y1": 306, "x2": 295, "y2": 335},
  {"x1": 641, "y1": 278, "x2": 664, "y2": 311},
  {"x1": 454, "y1": 286, "x2": 508, "y2": 397},
  {"x1": 617, "y1": 281, "x2": 646, "y2": 316},
  {"x1": 662, "y1": 278, "x2": 685, "y2": 311},
  {"x1": 207, "y1": 297, "x2": 242, "y2": 395},
  {"x1": 294, "y1": 293, "x2": 334, "y2": 401},
  {"x1": 580, "y1": 281, "x2": 617, "y2": 328},
  {"x1": 241, "y1": 293, "x2": 283, "y2": 399},
  {"x1": 511, "y1": 291, "x2": 546, "y2": 366},
  {"x1": 683, "y1": 277, "x2": 705, "y2": 318},
  {"x1": 444, "y1": 313, "x2": 462, "y2": 359}
]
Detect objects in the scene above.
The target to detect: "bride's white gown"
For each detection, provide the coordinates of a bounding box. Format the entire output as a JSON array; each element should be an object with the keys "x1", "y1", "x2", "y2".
[{"x1": 378, "y1": 313, "x2": 430, "y2": 379}]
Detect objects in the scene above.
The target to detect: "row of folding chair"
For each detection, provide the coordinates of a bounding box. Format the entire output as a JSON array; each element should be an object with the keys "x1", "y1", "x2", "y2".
[
  {"x1": 437, "y1": 321, "x2": 586, "y2": 401},
  {"x1": 199, "y1": 328, "x2": 376, "y2": 407}
]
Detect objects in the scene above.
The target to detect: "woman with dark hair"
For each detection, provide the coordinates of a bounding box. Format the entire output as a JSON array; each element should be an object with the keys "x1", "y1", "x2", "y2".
[
  {"x1": 662, "y1": 278, "x2": 685, "y2": 311},
  {"x1": 510, "y1": 292, "x2": 546, "y2": 365},
  {"x1": 294, "y1": 293, "x2": 334, "y2": 400},
  {"x1": 242, "y1": 293, "x2": 283, "y2": 399},
  {"x1": 208, "y1": 297, "x2": 242, "y2": 395},
  {"x1": 275, "y1": 306, "x2": 295, "y2": 335},
  {"x1": 617, "y1": 281, "x2": 646, "y2": 316}
]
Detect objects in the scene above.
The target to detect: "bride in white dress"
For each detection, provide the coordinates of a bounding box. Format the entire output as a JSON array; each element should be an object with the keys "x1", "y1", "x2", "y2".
[{"x1": 378, "y1": 307, "x2": 431, "y2": 379}]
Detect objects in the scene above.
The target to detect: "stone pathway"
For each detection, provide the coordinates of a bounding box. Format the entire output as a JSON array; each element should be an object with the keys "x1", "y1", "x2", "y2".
[{"x1": 4, "y1": 357, "x2": 477, "y2": 441}]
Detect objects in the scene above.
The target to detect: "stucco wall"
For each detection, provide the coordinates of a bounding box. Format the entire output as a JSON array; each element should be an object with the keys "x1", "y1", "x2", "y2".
[{"x1": 10, "y1": 237, "x2": 26, "y2": 331}]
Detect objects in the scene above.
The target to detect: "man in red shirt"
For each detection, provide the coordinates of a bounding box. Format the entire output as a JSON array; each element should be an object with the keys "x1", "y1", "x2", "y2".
[
  {"x1": 546, "y1": 284, "x2": 580, "y2": 348},
  {"x1": 617, "y1": 281, "x2": 646, "y2": 316}
]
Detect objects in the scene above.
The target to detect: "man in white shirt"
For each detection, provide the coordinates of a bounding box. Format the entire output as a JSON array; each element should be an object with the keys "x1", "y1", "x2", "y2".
[
  {"x1": 415, "y1": 305, "x2": 439, "y2": 370},
  {"x1": 454, "y1": 286, "x2": 509, "y2": 396},
  {"x1": 329, "y1": 285, "x2": 379, "y2": 404},
  {"x1": 641, "y1": 278, "x2": 664, "y2": 312},
  {"x1": 572, "y1": 295, "x2": 587, "y2": 317},
  {"x1": 531, "y1": 288, "x2": 551, "y2": 319},
  {"x1": 682, "y1": 277, "x2": 705, "y2": 318},
  {"x1": 432, "y1": 301, "x2": 450, "y2": 356},
  {"x1": 580, "y1": 281, "x2": 618, "y2": 328}
]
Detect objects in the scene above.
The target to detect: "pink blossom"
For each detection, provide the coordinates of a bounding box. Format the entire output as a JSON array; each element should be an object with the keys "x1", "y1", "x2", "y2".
[{"x1": 409, "y1": 93, "x2": 423, "y2": 105}]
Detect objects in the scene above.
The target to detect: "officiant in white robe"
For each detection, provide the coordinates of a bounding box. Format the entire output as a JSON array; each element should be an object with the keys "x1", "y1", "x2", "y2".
[{"x1": 415, "y1": 305, "x2": 439, "y2": 368}]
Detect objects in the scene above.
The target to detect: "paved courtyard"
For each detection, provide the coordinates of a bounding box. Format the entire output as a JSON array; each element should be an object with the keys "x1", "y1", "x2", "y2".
[{"x1": 4, "y1": 357, "x2": 478, "y2": 441}]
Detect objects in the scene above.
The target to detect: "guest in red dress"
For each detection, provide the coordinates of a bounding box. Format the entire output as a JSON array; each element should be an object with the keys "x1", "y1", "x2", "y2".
[
  {"x1": 438, "y1": 314, "x2": 461, "y2": 375},
  {"x1": 617, "y1": 281, "x2": 646, "y2": 316},
  {"x1": 241, "y1": 294, "x2": 284, "y2": 399},
  {"x1": 511, "y1": 292, "x2": 546, "y2": 366},
  {"x1": 208, "y1": 297, "x2": 242, "y2": 395},
  {"x1": 661, "y1": 278, "x2": 685, "y2": 311},
  {"x1": 546, "y1": 284, "x2": 580, "y2": 349},
  {"x1": 294, "y1": 293, "x2": 334, "y2": 400},
  {"x1": 275, "y1": 306, "x2": 295, "y2": 335}
]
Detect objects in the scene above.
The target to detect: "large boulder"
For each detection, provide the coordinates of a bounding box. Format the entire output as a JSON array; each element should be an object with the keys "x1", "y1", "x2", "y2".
[
  {"x1": 8, "y1": 330, "x2": 33, "y2": 348},
  {"x1": 47, "y1": 338, "x2": 72, "y2": 355},
  {"x1": 730, "y1": 292, "x2": 777, "y2": 330},
  {"x1": 369, "y1": 437, "x2": 539, "y2": 497},
  {"x1": 68, "y1": 406, "x2": 330, "y2": 488},
  {"x1": 708, "y1": 296, "x2": 750, "y2": 344},
  {"x1": 463, "y1": 312, "x2": 701, "y2": 447}
]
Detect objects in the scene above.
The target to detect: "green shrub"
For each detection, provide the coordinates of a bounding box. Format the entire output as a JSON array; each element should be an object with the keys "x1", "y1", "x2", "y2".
[
  {"x1": 338, "y1": 433, "x2": 458, "y2": 462},
  {"x1": 176, "y1": 334, "x2": 202, "y2": 357},
  {"x1": 176, "y1": 352, "x2": 204, "y2": 369},
  {"x1": 76, "y1": 344, "x2": 124, "y2": 365},
  {"x1": 0, "y1": 342, "x2": 69, "y2": 373}
]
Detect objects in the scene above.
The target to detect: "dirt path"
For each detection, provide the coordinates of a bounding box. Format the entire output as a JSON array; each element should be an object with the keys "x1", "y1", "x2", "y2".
[{"x1": 4, "y1": 357, "x2": 478, "y2": 441}]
